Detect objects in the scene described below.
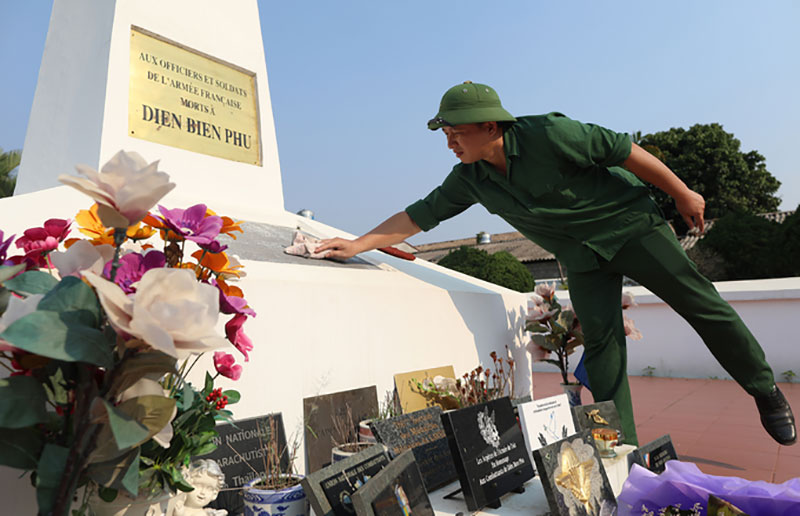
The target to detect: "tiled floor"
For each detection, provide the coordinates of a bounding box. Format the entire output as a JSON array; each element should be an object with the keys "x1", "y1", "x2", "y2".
[{"x1": 531, "y1": 372, "x2": 800, "y2": 484}]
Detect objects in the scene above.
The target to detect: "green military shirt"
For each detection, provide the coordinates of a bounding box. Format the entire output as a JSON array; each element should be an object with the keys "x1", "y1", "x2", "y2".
[{"x1": 405, "y1": 113, "x2": 665, "y2": 272}]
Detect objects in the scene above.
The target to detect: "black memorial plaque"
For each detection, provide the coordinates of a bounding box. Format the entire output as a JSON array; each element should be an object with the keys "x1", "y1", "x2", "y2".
[
  {"x1": 627, "y1": 434, "x2": 678, "y2": 474},
  {"x1": 571, "y1": 400, "x2": 625, "y2": 440},
  {"x1": 203, "y1": 413, "x2": 288, "y2": 514},
  {"x1": 303, "y1": 385, "x2": 379, "y2": 473},
  {"x1": 440, "y1": 397, "x2": 535, "y2": 512},
  {"x1": 301, "y1": 444, "x2": 390, "y2": 516},
  {"x1": 369, "y1": 406, "x2": 458, "y2": 491},
  {"x1": 351, "y1": 450, "x2": 435, "y2": 516},
  {"x1": 532, "y1": 430, "x2": 617, "y2": 516}
]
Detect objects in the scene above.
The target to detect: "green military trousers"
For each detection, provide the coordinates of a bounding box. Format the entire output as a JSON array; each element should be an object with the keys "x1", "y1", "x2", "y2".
[{"x1": 566, "y1": 222, "x2": 775, "y2": 445}]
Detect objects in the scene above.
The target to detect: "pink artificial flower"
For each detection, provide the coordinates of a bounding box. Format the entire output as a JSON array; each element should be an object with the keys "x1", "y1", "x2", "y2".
[
  {"x1": 624, "y1": 314, "x2": 643, "y2": 340},
  {"x1": 526, "y1": 303, "x2": 558, "y2": 323},
  {"x1": 213, "y1": 351, "x2": 242, "y2": 380},
  {"x1": 621, "y1": 291, "x2": 637, "y2": 310},
  {"x1": 15, "y1": 219, "x2": 72, "y2": 262},
  {"x1": 225, "y1": 313, "x2": 253, "y2": 361},
  {"x1": 534, "y1": 282, "x2": 556, "y2": 303},
  {"x1": 526, "y1": 340, "x2": 551, "y2": 361}
]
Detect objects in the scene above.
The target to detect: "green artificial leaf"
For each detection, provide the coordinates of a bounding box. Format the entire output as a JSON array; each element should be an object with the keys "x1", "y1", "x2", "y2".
[
  {"x1": 0, "y1": 263, "x2": 26, "y2": 284},
  {"x1": 0, "y1": 427, "x2": 45, "y2": 469},
  {"x1": 38, "y1": 276, "x2": 101, "y2": 326},
  {"x1": 0, "y1": 310, "x2": 113, "y2": 368},
  {"x1": 42, "y1": 365, "x2": 71, "y2": 405},
  {"x1": 223, "y1": 389, "x2": 240, "y2": 404},
  {"x1": 0, "y1": 287, "x2": 10, "y2": 314},
  {"x1": 525, "y1": 322, "x2": 549, "y2": 333},
  {"x1": 0, "y1": 376, "x2": 49, "y2": 428},
  {"x1": 87, "y1": 448, "x2": 140, "y2": 498},
  {"x1": 90, "y1": 395, "x2": 176, "y2": 463},
  {"x1": 204, "y1": 372, "x2": 214, "y2": 393},
  {"x1": 180, "y1": 383, "x2": 194, "y2": 411},
  {"x1": 165, "y1": 463, "x2": 194, "y2": 492},
  {"x1": 35, "y1": 443, "x2": 70, "y2": 515},
  {"x1": 111, "y1": 351, "x2": 177, "y2": 397},
  {"x1": 4, "y1": 270, "x2": 59, "y2": 295},
  {"x1": 97, "y1": 486, "x2": 118, "y2": 503},
  {"x1": 532, "y1": 333, "x2": 562, "y2": 352}
]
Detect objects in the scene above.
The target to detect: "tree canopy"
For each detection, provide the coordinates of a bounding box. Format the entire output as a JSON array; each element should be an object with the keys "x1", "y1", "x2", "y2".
[
  {"x1": 636, "y1": 124, "x2": 781, "y2": 234},
  {"x1": 0, "y1": 148, "x2": 21, "y2": 198},
  {"x1": 437, "y1": 246, "x2": 535, "y2": 292}
]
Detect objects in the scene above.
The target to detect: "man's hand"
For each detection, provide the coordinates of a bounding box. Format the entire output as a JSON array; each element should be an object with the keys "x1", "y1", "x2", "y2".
[
  {"x1": 675, "y1": 189, "x2": 706, "y2": 233},
  {"x1": 316, "y1": 237, "x2": 363, "y2": 260}
]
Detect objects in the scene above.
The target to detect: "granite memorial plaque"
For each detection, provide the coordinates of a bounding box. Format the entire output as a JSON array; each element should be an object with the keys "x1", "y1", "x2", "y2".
[
  {"x1": 571, "y1": 400, "x2": 625, "y2": 440},
  {"x1": 532, "y1": 430, "x2": 617, "y2": 516},
  {"x1": 351, "y1": 450, "x2": 435, "y2": 516},
  {"x1": 369, "y1": 406, "x2": 458, "y2": 491},
  {"x1": 440, "y1": 397, "x2": 535, "y2": 511},
  {"x1": 518, "y1": 394, "x2": 576, "y2": 456},
  {"x1": 627, "y1": 434, "x2": 678, "y2": 474},
  {"x1": 301, "y1": 444, "x2": 390, "y2": 516},
  {"x1": 393, "y1": 365, "x2": 456, "y2": 414},
  {"x1": 203, "y1": 413, "x2": 288, "y2": 514},
  {"x1": 304, "y1": 385, "x2": 379, "y2": 473}
]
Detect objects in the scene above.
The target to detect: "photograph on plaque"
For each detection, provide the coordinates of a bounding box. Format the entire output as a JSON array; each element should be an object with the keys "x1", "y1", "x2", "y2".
[
  {"x1": 532, "y1": 430, "x2": 617, "y2": 516},
  {"x1": 303, "y1": 385, "x2": 379, "y2": 473},
  {"x1": 369, "y1": 406, "x2": 458, "y2": 491},
  {"x1": 202, "y1": 413, "x2": 287, "y2": 514},
  {"x1": 301, "y1": 444, "x2": 390, "y2": 516},
  {"x1": 393, "y1": 365, "x2": 456, "y2": 414},
  {"x1": 128, "y1": 26, "x2": 261, "y2": 165},
  {"x1": 440, "y1": 397, "x2": 535, "y2": 512},
  {"x1": 571, "y1": 400, "x2": 624, "y2": 440},
  {"x1": 351, "y1": 450, "x2": 434, "y2": 516},
  {"x1": 627, "y1": 434, "x2": 678, "y2": 474},
  {"x1": 518, "y1": 393, "x2": 576, "y2": 455}
]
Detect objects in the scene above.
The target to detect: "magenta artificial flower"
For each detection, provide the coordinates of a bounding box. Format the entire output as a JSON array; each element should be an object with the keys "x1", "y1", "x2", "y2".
[
  {"x1": 14, "y1": 219, "x2": 72, "y2": 262},
  {"x1": 212, "y1": 279, "x2": 256, "y2": 317},
  {"x1": 157, "y1": 204, "x2": 223, "y2": 246},
  {"x1": 213, "y1": 351, "x2": 242, "y2": 380},
  {"x1": 199, "y1": 239, "x2": 228, "y2": 254},
  {"x1": 103, "y1": 250, "x2": 166, "y2": 293},
  {"x1": 225, "y1": 313, "x2": 253, "y2": 361}
]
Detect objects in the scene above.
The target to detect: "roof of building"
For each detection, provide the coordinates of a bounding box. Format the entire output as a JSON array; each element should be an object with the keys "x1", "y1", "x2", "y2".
[{"x1": 412, "y1": 210, "x2": 796, "y2": 263}]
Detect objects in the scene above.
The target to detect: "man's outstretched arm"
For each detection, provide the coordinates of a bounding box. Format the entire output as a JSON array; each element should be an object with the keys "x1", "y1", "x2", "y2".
[
  {"x1": 316, "y1": 211, "x2": 421, "y2": 260},
  {"x1": 623, "y1": 142, "x2": 706, "y2": 233}
]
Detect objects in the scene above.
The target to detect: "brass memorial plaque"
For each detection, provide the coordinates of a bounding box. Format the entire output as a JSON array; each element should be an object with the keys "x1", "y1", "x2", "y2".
[{"x1": 128, "y1": 26, "x2": 261, "y2": 165}]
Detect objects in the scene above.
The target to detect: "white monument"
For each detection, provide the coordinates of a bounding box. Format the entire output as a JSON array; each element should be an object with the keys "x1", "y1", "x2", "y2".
[{"x1": 0, "y1": 0, "x2": 531, "y2": 513}]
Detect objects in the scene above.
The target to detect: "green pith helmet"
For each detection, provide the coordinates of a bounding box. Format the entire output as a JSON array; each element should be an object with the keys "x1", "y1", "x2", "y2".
[{"x1": 427, "y1": 81, "x2": 516, "y2": 130}]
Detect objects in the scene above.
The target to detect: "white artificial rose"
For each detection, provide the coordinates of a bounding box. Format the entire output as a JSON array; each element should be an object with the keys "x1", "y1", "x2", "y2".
[
  {"x1": 50, "y1": 241, "x2": 114, "y2": 279},
  {"x1": 58, "y1": 150, "x2": 175, "y2": 228},
  {"x1": 84, "y1": 268, "x2": 229, "y2": 358}
]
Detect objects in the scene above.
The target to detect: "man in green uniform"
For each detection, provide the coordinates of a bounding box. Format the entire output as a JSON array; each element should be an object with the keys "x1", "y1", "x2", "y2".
[{"x1": 317, "y1": 81, "x2": 796, "y2": 446}]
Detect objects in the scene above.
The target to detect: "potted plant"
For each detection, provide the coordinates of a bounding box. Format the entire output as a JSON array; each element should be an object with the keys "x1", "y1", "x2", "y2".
[
  {"x1": 358, "y1": 389, "x2": 401, "y2": 443},
  {"x1": 241, "y1": 417, "x2": 307, "y2": 516},
  {"x1": 412, "y1": 347, "x2": 517, "y2": 409},
  {"x1": 0, "y1": 151, "x2": 256, "y2": 516},
  {"x1": 330, "y1": 404, "x2": 373, "y2": 462},
  {"x1": 526, "y1": 283, "x2": 641, "y2": 406}
]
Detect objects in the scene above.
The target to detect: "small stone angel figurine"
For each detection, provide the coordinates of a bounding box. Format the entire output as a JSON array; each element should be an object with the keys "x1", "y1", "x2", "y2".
[{"x1": 172, "y1": 459, "x2": 228, "y2": 516}]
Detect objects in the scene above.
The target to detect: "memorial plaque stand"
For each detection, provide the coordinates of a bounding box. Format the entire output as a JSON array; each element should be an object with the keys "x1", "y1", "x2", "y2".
[{"x1": 440, "y1": 397, "x2": 535, "y2": 512}]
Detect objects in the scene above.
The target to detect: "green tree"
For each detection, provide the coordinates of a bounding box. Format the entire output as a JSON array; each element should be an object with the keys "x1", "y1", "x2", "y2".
[
  {"x1": 437, "y1": 246, "x2": 535, "y2": 292},
  {"x1": 0, "y1": 148, "x2": 21, "y2": 198},
  {"x1": 637, "y1": 124, "x2": 781, "y2": 234}
]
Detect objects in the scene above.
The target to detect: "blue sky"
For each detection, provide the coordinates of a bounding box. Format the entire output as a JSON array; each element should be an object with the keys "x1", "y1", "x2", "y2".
[{"x1": 2, "y1": 2, "x2": 799, "y2": 245}]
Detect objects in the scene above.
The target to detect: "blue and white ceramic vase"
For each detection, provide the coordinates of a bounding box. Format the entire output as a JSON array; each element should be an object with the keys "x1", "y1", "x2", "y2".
[
  {"x1": 243, "y1": 475, "x2": 308, "y2": 516},
  {"x1": 561, "y1": 382, "x2": 583, "y2": 407}
]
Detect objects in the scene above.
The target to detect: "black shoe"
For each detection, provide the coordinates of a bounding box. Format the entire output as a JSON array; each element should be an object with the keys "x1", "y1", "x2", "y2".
[{"x1": 755, "y1": 386, "x2": 797, "y2": 445}]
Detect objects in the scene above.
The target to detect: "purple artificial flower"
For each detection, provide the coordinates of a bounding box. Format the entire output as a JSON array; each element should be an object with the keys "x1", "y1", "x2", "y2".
[
  {"x1": 212, "y1": 279, "x2": 256, "y2": 317},
  {"x1": 103, "y1": 250, "x2": 166, "y2": 293},
  {"x1": 157, "y1": 204, "x2": 223, "y2": 246},
  {"x1": 199, "y1": 239, "x2": 228, "y2": 254},
  {"x1": 0, "y1": 230, "x2": 16, "y2": 264}
]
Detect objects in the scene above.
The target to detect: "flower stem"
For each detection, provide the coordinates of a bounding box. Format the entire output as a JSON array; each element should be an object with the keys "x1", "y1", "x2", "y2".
[{"x1": 108, "y1": 228, "x2": 127, "y2": 282}]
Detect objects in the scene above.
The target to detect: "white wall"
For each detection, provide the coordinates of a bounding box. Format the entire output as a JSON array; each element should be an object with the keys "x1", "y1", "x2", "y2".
[{"x1": 529, "y1": 277, "x2": 800, "y2": 381}]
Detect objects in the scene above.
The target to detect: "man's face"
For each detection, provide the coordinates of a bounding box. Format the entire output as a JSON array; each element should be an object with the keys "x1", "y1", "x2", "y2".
[{"x1": 442, "y1": 123, "x2": 496, "y2": 164}]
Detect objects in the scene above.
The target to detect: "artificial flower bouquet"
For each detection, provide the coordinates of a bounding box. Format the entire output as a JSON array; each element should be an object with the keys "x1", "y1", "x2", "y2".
[{"x1": 0, "y1": 151, "x2": 256, "y2": 515}]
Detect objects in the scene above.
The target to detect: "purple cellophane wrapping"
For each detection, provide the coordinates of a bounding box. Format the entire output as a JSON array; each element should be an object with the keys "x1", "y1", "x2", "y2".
[{"x1": 617, "y1": 461, "x2": 800, "y2": 516}]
